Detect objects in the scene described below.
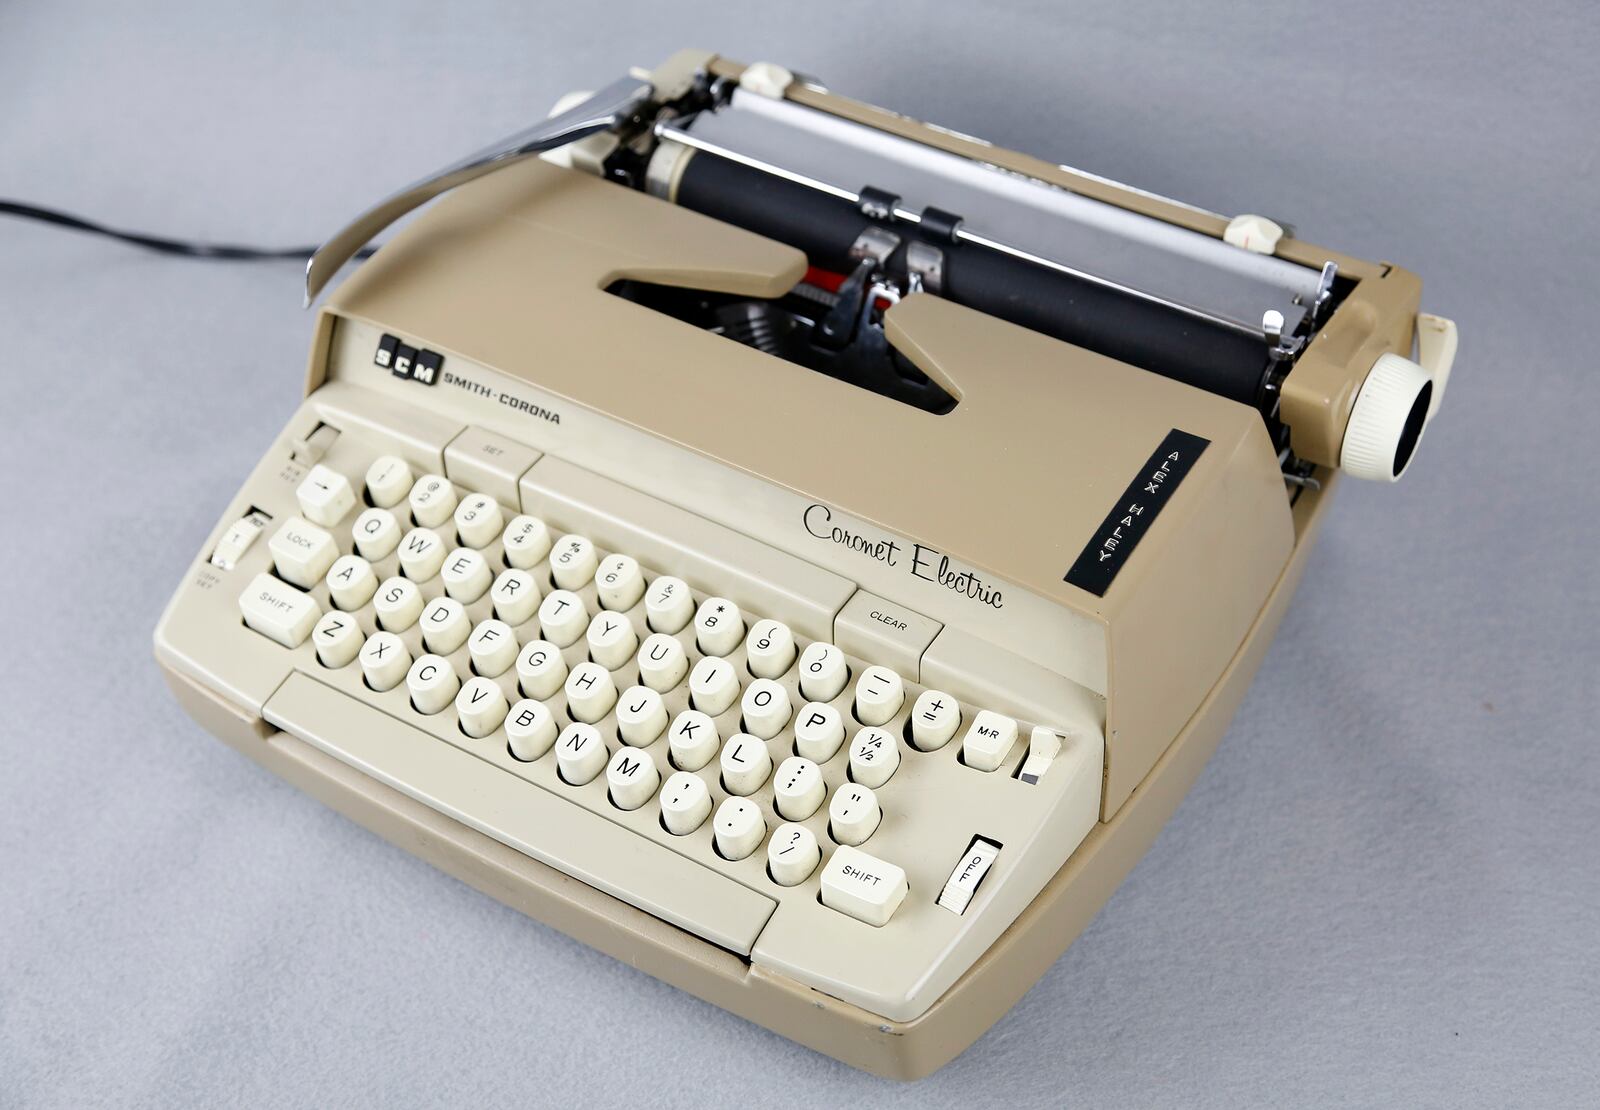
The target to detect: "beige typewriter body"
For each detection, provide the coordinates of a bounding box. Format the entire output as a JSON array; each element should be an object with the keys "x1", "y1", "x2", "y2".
[{"x1": 155, "y1": 53, "x2": 1439, "y2": 1079}]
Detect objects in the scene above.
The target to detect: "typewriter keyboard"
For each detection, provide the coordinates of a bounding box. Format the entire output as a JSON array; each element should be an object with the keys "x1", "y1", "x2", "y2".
[{"x1": 194, "y1": 422, "x2": 1102, "y2": 1017}]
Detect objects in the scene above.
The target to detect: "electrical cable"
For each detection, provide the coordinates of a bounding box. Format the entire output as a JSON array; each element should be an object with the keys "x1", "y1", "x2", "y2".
[{"x1": 0, "y1": 199, "x2": 373, "y2": 261}]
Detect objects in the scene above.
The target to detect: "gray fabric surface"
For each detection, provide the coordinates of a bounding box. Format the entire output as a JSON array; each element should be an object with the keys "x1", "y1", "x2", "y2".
[{"x1": 2, "y1": 1, "x2": 1596, "y2": 1105}]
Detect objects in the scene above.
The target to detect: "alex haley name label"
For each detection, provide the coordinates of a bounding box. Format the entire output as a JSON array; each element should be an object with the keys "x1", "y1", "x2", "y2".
[
  {"x1": 802, "y1": 504, "x2": 1004, "y2": 610},
  {"x1": 1064, "y1": 429, "x2": 1210, "y2": 598}
]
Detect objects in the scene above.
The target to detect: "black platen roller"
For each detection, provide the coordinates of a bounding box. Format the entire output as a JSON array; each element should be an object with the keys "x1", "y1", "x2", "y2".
[{"x1": 672, "y1": 152, "x2": 1274, "y2": 409}]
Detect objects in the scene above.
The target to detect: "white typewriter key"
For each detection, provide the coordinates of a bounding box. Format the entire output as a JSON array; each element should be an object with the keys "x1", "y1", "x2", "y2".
[
  {"x1": 238, "y1": 573, "x2": 321, "y2": 648},
  {"x1": 549, "y1": 534, "x2": 599, "y2": 591},
  {"x1": 296, "y1": 463, "x2": 356, "y2": 528},
  {"x1": 311, "y1": 610, "x2": 362, "y2": 668},
  {"x1": 688, "y1": 656, "x2": 740, "y2": 716},
  {"x1": 515, "y1": 639, "x2": 567, "y2": 700},
  {"x1": 644, "y1": 575, "x2": 694, "y2": 634},
  {"x1": 352, "y1": 507, "x2": 401, "y2": 560},
  {"x1": 365, "y1": 455, "x2": 413, "y2": 509},
  {"x1": 854, "y1": 665, "x2": 905, "y2": 726},
  {"x1": 766, "y1": 823, "x2": 821, "y2": 887},
  {"x1": 829, "y1": 783, "x2": 881, "y2": 847},
  {"x1": 960, "y1": 710, "x2": 1019, "y2": 772},
  {"x1": 268, "y1": 516, "x2": 338, "y2": 590},
  {"x1": 605, "y1": 746, "x2": 660, "y2": 811},
  {"x1": 505, "y1": 699, "x2": 558, "y2": 761},
  {"x1": 325, "y1": 554, "x2": 377, "y2": 611},
  {"x1": 910, "y1": 689, "x2": 962, "y2": 751},
  {"x1": 406, "y1": 654, "x2": 460, "y2": 715},
  {"x1": 359, "y1": 631, "x2": 410, "y2": 691},
  {"x1": 440, "y1": 548, "x2": 492, "y2": 603},
  {"x1": 773, "y1": 756, "x2": 826, "y2": 822},
  {"x1": 397, "y1": 527, "x2": 447, "y2": 581},
  {"x1": 793, "y1": 702, "x2": 846, "y2": 762},
  {"x1": 719, "y1": 733, "x2": 773, "y2": 796},
  {"x1": 500, "y1": 515, "x2": 551, "y2": 570},
  {"x1": 741, "y1": 679, "x2": 792, "y2": 740},
  {"x1": 667, "y1": 710, "x2": 719, "y2": 771},
  {"x1": 372, "y1": 576, "x2": 424, "y2": 632},
  {"x1": 555, "y1": 722, "x2": 607, "y2": 785},
  {"x1": 467, "y1": 619, "x2": 518, "y2": 678},
  {"x1": 849, "y1": 726, "x2": 901, "y2": 788},
  {"x1": 489, "y1": 568, "x2": 540, "y2": 626},
  {"x1": 636, "y1": 632, "x2": 688, "y2": 692},
  {"x1": 585, "y1": 610, "x2": 638, "y2": 671},
  {"x1": 713, "y1": 797, "x2": 766, "y2": 861},
  {"x1": 407, "y1": 473, "x2": 457, "y2": 528},
  {"x1": 563, "y1": 661, "x2": 617, "y2": 724},
  {"x1": 821, "y1": 845, "x2": 908, "y2": 927},
  {"x1": 694, "y1": 597, "x2": 744, "y2": 657},
  {"x1": 454, "y1": 676, "x2": 508, "y2": 739},
  {"x1": 452, "y1": 493, "x2": 503, "y2": 549},
  {"x1": 420, "y1": 597, "x2": 471, "y2": 655},
  {"x1": 536, "y1": 589, "x2": 588, "y2": 647},
  {"x1": 616, "y1": 686, "x2": 668, "y2": 746},
  {"x1": 744, "y1": 619, "x2": 796, "y2": 679},
  {"x1": 594, "y1": 553, "x2": 645, "y2": 612},
  {"x1": 798, "y1": 642, "x2": 849, "y2": 703},
  {"x1": 659, "y1": 771, "x2": 711, "y2": 835}
]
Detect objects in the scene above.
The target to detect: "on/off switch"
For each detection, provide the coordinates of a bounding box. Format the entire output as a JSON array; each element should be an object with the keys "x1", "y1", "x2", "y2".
[{"x1": 937, "y1": 837, "x2": 1001, "y2": 915}]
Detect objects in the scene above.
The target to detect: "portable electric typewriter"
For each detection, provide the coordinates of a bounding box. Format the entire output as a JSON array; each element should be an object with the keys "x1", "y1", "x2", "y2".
[{"x1": 155, "y1": 50, "x2": 1459, "y2": 1078}]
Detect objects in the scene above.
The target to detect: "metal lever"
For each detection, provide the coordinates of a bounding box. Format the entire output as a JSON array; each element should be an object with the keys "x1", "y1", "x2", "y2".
[{"x1": 303, "y1": 76, "x2": 655, "y2": 306}]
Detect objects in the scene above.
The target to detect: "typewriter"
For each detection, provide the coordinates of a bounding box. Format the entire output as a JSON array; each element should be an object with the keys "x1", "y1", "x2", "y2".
[{"x1": 154, "y1": 50, "x2": 1459, "y2": 1078}]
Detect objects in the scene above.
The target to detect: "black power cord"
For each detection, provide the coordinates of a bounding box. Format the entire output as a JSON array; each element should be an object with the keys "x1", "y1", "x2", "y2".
[{"x1": 0, "y1": 199, "x2": 374, "y2": 261}]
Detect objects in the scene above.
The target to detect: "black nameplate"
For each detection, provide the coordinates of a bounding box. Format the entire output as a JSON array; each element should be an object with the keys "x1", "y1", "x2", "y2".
[{"x1": 1064, "y1": 429, "x2": 1210, "y2": 597}]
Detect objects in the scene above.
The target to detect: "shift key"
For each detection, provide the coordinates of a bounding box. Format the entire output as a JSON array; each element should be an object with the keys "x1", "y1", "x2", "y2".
[{"x1": 821, "y1": 845, "x2": 908, "y2": 927}]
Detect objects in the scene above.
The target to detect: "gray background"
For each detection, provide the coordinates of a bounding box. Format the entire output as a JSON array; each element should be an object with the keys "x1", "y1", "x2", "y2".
[{"x1": 2, "y1": 1, "x2": 1596, "y2": 1106}]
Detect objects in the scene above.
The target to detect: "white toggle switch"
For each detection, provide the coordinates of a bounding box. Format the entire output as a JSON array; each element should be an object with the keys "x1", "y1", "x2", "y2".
[
  {"x1": 1018, "y1": 727, "x2": 1062, "y2": 784},
  {"x1": 210, "y1": 510, "x2": 270, "y2": 570},
  {"x1": 937, "y1": 838, "x2": 1001, "y2": 915}
]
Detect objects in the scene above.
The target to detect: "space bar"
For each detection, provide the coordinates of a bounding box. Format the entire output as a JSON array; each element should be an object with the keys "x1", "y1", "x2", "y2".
[{"x1": 263, "y1": 672, "x2": 776, "y2": 954}]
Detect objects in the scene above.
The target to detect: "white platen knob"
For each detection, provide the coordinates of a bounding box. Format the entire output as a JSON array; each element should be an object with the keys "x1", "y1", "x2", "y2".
[{"x1": 1339, "y1": 353, "x2": 1434, "y2": 482}]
